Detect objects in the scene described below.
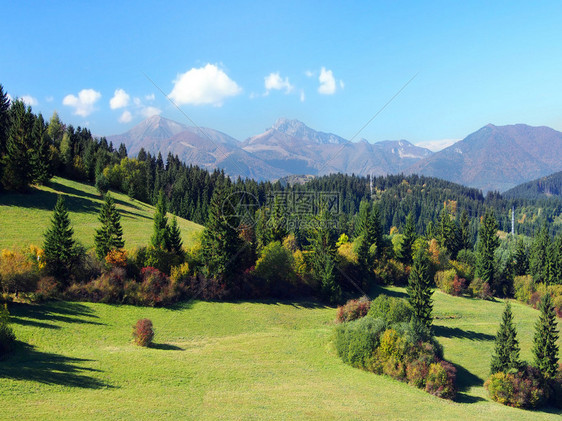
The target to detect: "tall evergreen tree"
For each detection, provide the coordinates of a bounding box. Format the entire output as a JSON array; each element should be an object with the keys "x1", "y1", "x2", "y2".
[
  {"x1": 0, "y1": 84, "x2": 10, "y2": 158},
  {"x1": 401, "y1": 211, "x2": 417, "y2": 264},
  {"x1": 530, "y1": 223, "x2": 551, "y2": 282},
  {"x1": 2, "y1": 100, "x2": 35, "y2": 191},
  {"x1": 94, "y1": 193, "x2": 125, "y2": 259},
  {"x1": 533, "y1": 294, "x2": 559, "y2": 379},
  {"x1": 30, "y1": 114, "x2": 53, "y2": 184},
  {"x1": 151, "y1": 191, "x2": 169, "y2": 249},
  {"x1": 167, "y1": 216, "x2": 184, "y2": 257},
  {"x1": 477, "y1": 209, "x2": 500, "y2": 286},
  {"x1": 43, "y1": 196, "x2": 77, "y2": 280},
  {"x1": 459, "y1": 210, "x2": 472, "y2": 251},
  {"x1": 513, "y1": 238, "x2": 529, "y2": 277},
  {"x1": 407, "y1": 249, "x2": 433, "y2": 329},
  {"x1": 490, "y1": 302, "x2": 521, "y2": 373},
  {"x1": 200, "y1": 185, "x2": 244, "y2": 281},
  {"x1": 369, "y1": 203, "x2": 384, "y2": 258}
]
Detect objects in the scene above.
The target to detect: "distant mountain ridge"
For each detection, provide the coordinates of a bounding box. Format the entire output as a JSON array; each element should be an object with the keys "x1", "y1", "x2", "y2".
[
  {"x1": 503, "y1": 170, "x2": 562, "y2": 199},
  {"x1": 107, "y1": 117, "x2": 562, "y2": 192}
]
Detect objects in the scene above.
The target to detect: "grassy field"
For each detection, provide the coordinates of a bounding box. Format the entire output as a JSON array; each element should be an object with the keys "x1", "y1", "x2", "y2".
[
  {"x1": 0, "y1": 288, "x2": 560, "y2": 420},
  {"x1": 0, "y1": 177, "x2": 203, "y2": 250}
]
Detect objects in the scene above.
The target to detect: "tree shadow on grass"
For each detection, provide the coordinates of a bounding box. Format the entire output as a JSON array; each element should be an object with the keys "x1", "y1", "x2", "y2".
[
  {"x1": 451, "y1": 363, "x2": 486, "y2": 404},
  {"x1": 9, "y1": 301, "x2": 105, "y2": 327},
  {"x1": 0, "y1": 342, "x2": 112, "y2": 389},
  {"x1": 433, "y1": 325, "x2": 494, "y2": 341},
  {"x1": 149, "y1": 343, "x2": 185, "y2": 351}
]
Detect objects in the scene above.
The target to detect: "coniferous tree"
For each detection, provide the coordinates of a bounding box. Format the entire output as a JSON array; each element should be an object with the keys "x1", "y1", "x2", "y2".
[
  {"x1": 459, "y1": 210, "x2": 472, "y2": 251},
  {"x1": 200, "y1": 185, "x2": 244, "y2": 281},
  {"x1": 43, "y1": 196, "x2": 77, "y2": 280},
  {"x1": 477, "y1": 209, "x2": 500, "y2": 286},
  {"x1": 513, "y1": 238, "x2": 529, "y2": 276},
  {"x1": 369, "y1": 203, "x2": 384, "y2": 259},
  {"x1": 94, "y1": 193, "x2": 124, "y2": 259},
  {"x1": 490, "y1": 302, "x2": 521, "y2": 374},
  {"x1": 533, "y1": 294, "x2": 559, "y2": 379},
  {"x1": 530, "y1": 223, "x2": 551, "y2": 282},
  {"x1": 401, "y1": 211, "x2": 417, "y2": 264},
  {"x1": 354, "y1": 200, "x2": 370, "y2": 238},
  {"x1": 167, "y1": 216, "x2": 184, "y2": 257},
  {"x1": 151, "y1": 191, "x2": 169, "y2": 249},
  {"x1": 30, "y1": 114, "x2": 53, "y2": 184},
  {"x1": 0, "y1": 84, "x2": 10, "y2": 158},
  {"x1": 407, "y1": 249, "x2": 433, "y2": 329}
]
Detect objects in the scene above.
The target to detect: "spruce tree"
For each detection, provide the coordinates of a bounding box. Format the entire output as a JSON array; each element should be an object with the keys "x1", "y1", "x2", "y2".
[
  {"x1": 530, "y1": 223, "x2": 551, "y2": 282},
  {"x1": 200, "y1": 185, "x2": 244, "y2": 281},
  {"x1": 459, "y1": 210, "x2": 472, "y2": 251},
  {"x1": 407, "y1": 249, "x2": 433, "y2": 329},
  {"x1": 369, "y1": 203, "x2": 383, "y2": 259},
  {"x1": 151, "y1": 191, "x2": 169, "y2": 249},
  {"x1": 401, "y1": 211, "x2": 417, "y2": 264},
  {"x1": 30, "y1": 114, "x2": 53, "y2": 185},
  {"x1": 43, "y1": 195, "x2": 77, "y2": 280},
  {"x1": 533, "y1": 294, "x2": 559, "y2": 379},
  {"x1": 168, "y1": 216, "x2": 184, "y2": 257},
  {"x1": 513, "y1": 238, "x2": 529, "y2": 276},
  {"x1": 490, "y1": 302, "x2": 521, "y2": 374},
  {"x1": 0, "y1": 84, "x2": 11, "y2": 158},
  {"x1": 476, "y1": 209, "x2": 500, "y2": 286},
  {"x1": 94, "y1": 193, "x2": 124, "y2": 260}
]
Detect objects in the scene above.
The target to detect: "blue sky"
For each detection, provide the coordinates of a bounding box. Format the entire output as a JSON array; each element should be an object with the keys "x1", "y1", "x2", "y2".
[{"x1": 2, "y1": 1, "x2": 562, "y2": 150}]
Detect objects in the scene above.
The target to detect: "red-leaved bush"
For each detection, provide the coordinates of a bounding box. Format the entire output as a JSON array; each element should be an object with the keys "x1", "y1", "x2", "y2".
[
  {"x1": 133, "y1": 318, "x2": 154, "y2": 347},
  {"x1": 485, "y1": 365, "x2": 547, "y2": 409},
  {"x1": 425, "y1": 361, "x2": 457, "y2": 400},
  {"x1": 336, "y1": 296, "x2": 371, "y2": 323}
]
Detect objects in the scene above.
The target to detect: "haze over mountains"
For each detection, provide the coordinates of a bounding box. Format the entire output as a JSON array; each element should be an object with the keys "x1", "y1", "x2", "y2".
[{"x1": 108, "y1": 116, "x2": 562, "y2": 193}]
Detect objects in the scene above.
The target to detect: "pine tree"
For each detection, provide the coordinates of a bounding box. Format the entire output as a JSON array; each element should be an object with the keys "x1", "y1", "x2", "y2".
[
  {"x1": 200, "y1": 185, "x2": 244, "y2": 281},
  {"x1": 490, "y1": 302, "x2": 521, "y2": 374},
  {"x1": 43, "y1": 195, "x2": 77, "y2": 280},
  {"x1": 94, "y1": 193, "x2": 124, "y2": 260},
  {"x1": 30, "y1": 114, "x2": 53, "y2": 184},
  {"x1": 459, "y1": 210, "x2": 472, "y2": 251},
  {"x1": 533, "y1": 294, "x2": 559, "y2": 379},
  {"x1": 2, "y1": 100, "x2": 35, "y2": 191},
  {"x1": 167, "y1": 216, "x2": 184, "y2": 257},
  {"x1": 0, "y1": 84, "x2": 11, "y2": 157},
  {"x1": 530, "y1": 223, "x2": 551, "y2": 282},
  {"x1": 513, "y1": 238, "x2": 529, "y2": 276},
  {"x1": 151, "y1": 191, "x2": 169, "y2": 249},
  {"x1": 354, "y1": 200, "x2": 370, "y2": 238},
  {"x1": 369, "y1": 203, "x2": 383, "y2": 258},
  {"x1": 407, "y1": 249, "x2": 433, "y2": 329},
  {"x1": 477, "y1": 209, "x2": 500, "y2": 286},
  {"x1": 401, "y1": 211, "x2": 417, "y2": 264}
]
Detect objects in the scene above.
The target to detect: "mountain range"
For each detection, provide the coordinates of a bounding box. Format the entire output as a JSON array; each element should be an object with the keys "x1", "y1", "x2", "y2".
[{"x1": 107, "y1": 116, "x2": 562, "y2": 193}]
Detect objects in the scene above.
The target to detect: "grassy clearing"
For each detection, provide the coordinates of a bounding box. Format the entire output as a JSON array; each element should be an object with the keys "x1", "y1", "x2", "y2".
[
  {"x1": 0, "y1": 177, "x2": 203, "y2": 250},
  {"x1": 0, "y1": 288, "x2": 560, "y2": 420}
]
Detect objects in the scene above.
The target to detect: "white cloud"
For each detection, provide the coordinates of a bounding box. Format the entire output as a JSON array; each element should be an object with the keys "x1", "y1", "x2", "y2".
[
  {"x1": 300, "y1": 90, "x2": 306, "y2": 102},
  {"x1": 63, "y1": 89, "x2": 101, "y2": 117},
  {"x1": 264, "y1": 72, "x2": 294, "y2": 94},
  {"x1": 318, "y1": 67, "x2": 337, "y2": 95},
  {"x1": 169, "y1": 63, "x2": 242, "y2": 106},
  {"x1": 21, "y1": 95, "x2": 38, "y2": 106},
  {"x1": 119, "y1": 110, "x2": 133, "y2": 123},
  {"x1": 145, "y1": 93, "x2": 155, "y2": 101},
  {"x1": 110, "y1": 88, "x2": 130, "y2": 109},
  {"x1": 133, "y1": 97, "x2": 142, "y2": 106},
  {"x1": 140, "y1": 106, "x2": 161, "y2": 118},
  {"x1": 339, "y1": 80, "x2": 345, "y2": 89},
  {"x1": 415, "y1": 138, "x2": 459, "y2": 152},
  {"x1": 46, "y1": 96, "x2": 54, "y2": 103},
  {"x1": 305, "y1": 70, "x2": 314, "y2": 78}
]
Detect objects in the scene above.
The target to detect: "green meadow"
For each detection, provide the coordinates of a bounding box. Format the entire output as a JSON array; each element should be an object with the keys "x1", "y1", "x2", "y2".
[
  {"x1": 0, "y1": 177, "x2": 203, "y2": 250},
  {"x1": 1, "y1": 288, "x2": 560, "y2": 420}
]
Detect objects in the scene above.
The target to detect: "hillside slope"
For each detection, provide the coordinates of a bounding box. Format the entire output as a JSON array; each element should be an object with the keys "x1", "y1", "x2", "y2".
[
  {"x1": 0, "y1": 177, "x2": 203, "y2": 250},
  {"x1": 0, "y1": 288, "x2": 560, "y2": 419},
  {"x1": 503, "y1": 170, "x2": 562, "y2": 199}
]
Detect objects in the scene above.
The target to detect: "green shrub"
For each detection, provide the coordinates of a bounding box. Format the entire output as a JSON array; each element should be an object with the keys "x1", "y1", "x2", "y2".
[
  {"x1": 132, "y1": 246, "x2": 183, "y2": 276},
  {"x1": 434, "y1": 269, "x2": 456, "y2": 294},
  {"x1": 336, "y1": 296, "x2": 370, "y2": 323},
  {"x1": 513, "y1": 275, "x2": 535, "y2": 304},
  {"x1": 425, "y1": 361, "x2": 457, "y2": 400},
  {"x1": 456, "y1": 249, "x2": 477, "y2": 267},
  {"x1": 406, "y1": 359, "x2": 430, "y2": 388},
  {"x1": 367, "y1": 294, "x2": 413, "y2": 324},
  {"x1": 133, "y1": 318, "x2": 154, "y2": 347},
  {"x1": 485, "y1": 365, "x2": 547, "y2": 409},
  {"x1": 0, "y1": 304, "x2": 16, "y2": 356},
  {"x1": 334, "y1": 317, "x2": 386, "y2": 368},
  {"x1": 253, "y1": 241, "x2": 296, "y2": 291},
  {"x1": 468, "y1": 277, "x2": 493, "y2": 299}
]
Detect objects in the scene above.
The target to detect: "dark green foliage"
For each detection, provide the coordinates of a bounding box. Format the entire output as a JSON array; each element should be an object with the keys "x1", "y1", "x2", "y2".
[
  {"x1": 530, "y1": 223, "x2": 550, "y2": 282},
  {"x1": 436, "y1": 210, "x2": 461, "y2": 259},
  {"x1": 167, "y1": 216, "x2": 184, "y2": 257},
  {"x1": 533, "y1": 293, "x2": 559, "y2": 379},
  {"x1": 513, "y1": 238, "x2": 529, "y2": 277},
  {"x1": 458, "y1": 210, "x2": 472, "y2": 251},
  {"x1": 490, "y1": 302, "x2": 521, "y2": 374},
  {"x1": 367, "y1": 294, "x2": 413, "y2": 324},
  {"x1": 94, "y1": 193, "x2": 125, "y2": 260},
  {"x1": 200, "y1": 185, "x2": 245, "y2": 282},
  {"x1": 476, "y1": 209, "x2": 500, "y2": 286},
  {"x1": 151, "y1": 191, "x2": 169, "y2": 250},
  {"x1": 400, "y1": 212, "x2": 416, "y2": 264},
  {"x1": 0, "y1": 304, "x2": 16, "y2": 356},
  {"x1": 30, "y1": 114, "x2": 53, "y2": 184},
  {"x1": 0, "y1": 84, "x2": 10, "y2": 158},
  {"x1": 334, "y1": 317, "x2": 386, "y2": 368},
  {"x1": 407, "y1": 249, "x2": 433, "y2": 329},
  {"x1": 43, "y1": 196, "x2": 78, "y2": 281}
]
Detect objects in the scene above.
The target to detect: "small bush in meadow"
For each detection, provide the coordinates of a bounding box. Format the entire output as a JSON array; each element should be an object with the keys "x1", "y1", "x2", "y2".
[
  {"x1": 513, "y1": 275, "x2": 534, "y2": 304},
  {"x1": 133, "y1": 318, "x2": 154, "y2": 347},
  {"x1": 105, "y1": 249, "x2": 128, "y2": 268},
  {"x1": 0, "y1": 304, "x2": 16, "y2": 356},
  {"x1": 367, "y1": 294, "x2": 413, "y2": 324},
  {"x1": 336, "y1": 296, "x2": 370, "y2": 323},
  {"x1": 485, "y1": 365, "x2": 547, "y2": 409},
  {"x1": 406, "y1": 359, "x2": 430, "y2": 388},
  {"x1": 334, "y1": 317, "x2": 386, "y2": 368},
  {"x1": 0, "y1": 248, "x2": 39, "y2": 296},
  {"x1": 425, "y1": 361, "x2": 457, "y2": 400},
  {"x1": 468, "y1": 278, "x2": 493, "y2": 300}
]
